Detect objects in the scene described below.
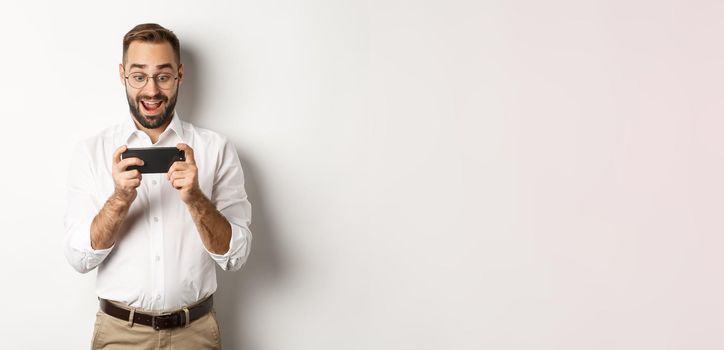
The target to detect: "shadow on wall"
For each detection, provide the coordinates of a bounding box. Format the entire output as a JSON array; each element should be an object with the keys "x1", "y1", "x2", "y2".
[
  {"x1": 177, "y1": 45, "x2": 287, "y2": 349},
  {"x1": 217, "y1": 152, "x2": 286, "y2": 349},
  {"x1": 177, "y1": 46, "x2": 202, "y2": 125}
]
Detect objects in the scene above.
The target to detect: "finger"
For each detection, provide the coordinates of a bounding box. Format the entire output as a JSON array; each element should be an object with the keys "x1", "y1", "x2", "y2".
[
  {"x1": 124, "y1": 178, "x2": 141, "y2": 188},
  {"x1": 120, "y1": 169, "x2": 142, "y2": 180},
  {"x1": 177, "y1": 143, "x2": 195, "y2": 164},
  {"x1": 168, "y1": 162, "x2": 188, "y2": 174},
  {"x1": 167, "y1": 163, "x2": 188, "y2": 180},
  {"x1": 117, "y1": 157, "x2": 144, "y2": 172},
  {"x1": 168, "y1": 171, "x2": 188, "y2": 182},
  {"x1": 172, "y1": 178, "x2": 185, "y2": 190},
  {"x1": 113, "y1": 145, "x2": 128, "y2": 166}
]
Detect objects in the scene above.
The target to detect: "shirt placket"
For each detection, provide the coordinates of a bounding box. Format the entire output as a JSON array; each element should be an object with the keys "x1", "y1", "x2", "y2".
[{"x1": 148, "y1": 172, "x2": 166, "y2": 309}]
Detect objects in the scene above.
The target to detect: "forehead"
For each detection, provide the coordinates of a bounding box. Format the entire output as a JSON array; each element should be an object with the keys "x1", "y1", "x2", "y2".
[{"x1": 125, "y1": 41, "x2": 177, "y2": 69}]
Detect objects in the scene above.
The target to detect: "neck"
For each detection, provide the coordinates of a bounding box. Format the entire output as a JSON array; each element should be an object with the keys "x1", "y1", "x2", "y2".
[{"x1": 132, "y1": 113, "x2": 174, "y2": 144}]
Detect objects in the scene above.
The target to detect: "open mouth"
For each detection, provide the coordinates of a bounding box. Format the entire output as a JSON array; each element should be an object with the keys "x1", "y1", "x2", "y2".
[{"x1": 140, "y1": 99, "x2": 164, "y2": 114}]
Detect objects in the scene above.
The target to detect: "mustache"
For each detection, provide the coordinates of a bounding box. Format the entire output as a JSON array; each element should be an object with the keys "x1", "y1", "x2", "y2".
[{"x1": 136, "y1": 93, "x2": 168, "y2": 103}]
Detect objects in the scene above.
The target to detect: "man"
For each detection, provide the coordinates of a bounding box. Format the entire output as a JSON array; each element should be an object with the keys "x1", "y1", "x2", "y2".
[{"x1": 64, "y1": 23, "x2": 252, "y2": 349}]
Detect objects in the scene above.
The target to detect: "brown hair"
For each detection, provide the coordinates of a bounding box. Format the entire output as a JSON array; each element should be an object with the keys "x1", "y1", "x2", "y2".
[{"x1": 123, "y1": 23, "x2": 181, "y2": 65}]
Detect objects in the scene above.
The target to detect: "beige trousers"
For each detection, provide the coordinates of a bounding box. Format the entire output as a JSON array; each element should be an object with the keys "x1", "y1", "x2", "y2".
[{"x1": 91, "y1": 308, "x2": 222, "y2": 350}]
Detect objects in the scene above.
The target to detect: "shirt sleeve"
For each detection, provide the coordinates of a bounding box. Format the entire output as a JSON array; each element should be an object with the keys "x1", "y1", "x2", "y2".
[
  {"x1": 205, "y1": 138, "x2": 252, "y2": 271},
  {"x1": 63, "y1": 142, "x2": 114, "y2": 273}
]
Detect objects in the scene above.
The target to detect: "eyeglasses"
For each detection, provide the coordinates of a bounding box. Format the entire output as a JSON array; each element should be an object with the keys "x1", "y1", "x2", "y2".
[{"x1": 124, "y1": 73, "x2": 178, "y2": 90}]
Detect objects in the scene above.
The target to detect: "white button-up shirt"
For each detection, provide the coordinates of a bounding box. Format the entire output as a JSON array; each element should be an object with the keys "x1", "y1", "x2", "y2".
[{"x1": 64, "y1": 114, "x2": 252, "y2": 311}]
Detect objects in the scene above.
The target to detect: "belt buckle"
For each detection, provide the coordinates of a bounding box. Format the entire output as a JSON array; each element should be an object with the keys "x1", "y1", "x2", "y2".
[{"x1": 152, "y1": 313, "x2": 176, "y2": 331}]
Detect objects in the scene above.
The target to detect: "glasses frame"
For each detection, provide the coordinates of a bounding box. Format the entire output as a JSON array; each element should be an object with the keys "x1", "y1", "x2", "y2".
[{"x1": 124, "y1": 72, "x2": 179, "y2": 90}]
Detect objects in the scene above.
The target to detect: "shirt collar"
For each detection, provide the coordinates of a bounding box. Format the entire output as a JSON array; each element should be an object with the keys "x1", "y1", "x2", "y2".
[
  {"x1": 166, "y1": 112, "x2": 185, "y2": 141},
  {"x1": 122, "y1": 112, "x2": 186, "y2": 144}
]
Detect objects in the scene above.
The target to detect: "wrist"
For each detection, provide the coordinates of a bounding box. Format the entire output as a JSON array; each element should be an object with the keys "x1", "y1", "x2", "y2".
[
  {"x1": 110, "y1": 189, "x2": 135, "y2": 208},
  {"x1": 183, "y1": 187, "x2": 208, "y2": 206}
]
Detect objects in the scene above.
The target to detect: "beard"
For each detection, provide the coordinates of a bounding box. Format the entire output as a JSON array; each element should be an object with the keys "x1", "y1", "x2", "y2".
[{"x1": 126, "y1": 89, "x2": 179, "y2": 129}]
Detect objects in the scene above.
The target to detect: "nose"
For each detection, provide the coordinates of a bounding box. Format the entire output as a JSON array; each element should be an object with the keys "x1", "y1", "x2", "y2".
[{"x1": 142, "y1": 76, "x2": 161, "y2": 95}]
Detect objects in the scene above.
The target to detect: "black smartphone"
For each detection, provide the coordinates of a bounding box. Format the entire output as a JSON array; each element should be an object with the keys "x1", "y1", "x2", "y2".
[{"x1": 121, "y1": 147, "x2": 186, "y2": 174}]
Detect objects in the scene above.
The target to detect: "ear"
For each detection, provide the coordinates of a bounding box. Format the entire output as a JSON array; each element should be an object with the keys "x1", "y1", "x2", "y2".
[
  {"x1": 177, "y1": 63, "x2": 184, "y2": 86},
  {"x1": 119, "y1": 63, "x2": 125, "y2": 85}
]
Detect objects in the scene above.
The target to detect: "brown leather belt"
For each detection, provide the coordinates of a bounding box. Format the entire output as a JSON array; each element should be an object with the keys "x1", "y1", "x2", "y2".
[{"x1": 99, "y1": 295, "x2": 213, "y2": 331}]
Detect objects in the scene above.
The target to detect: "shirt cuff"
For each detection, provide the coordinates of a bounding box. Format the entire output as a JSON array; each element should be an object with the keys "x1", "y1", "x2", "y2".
[
  {"x1": 68, "y1": 219, "x2": 114, "y2": 270},
  {"x1": 205, "y1": 222, "x2": 250, "y2": 271}
]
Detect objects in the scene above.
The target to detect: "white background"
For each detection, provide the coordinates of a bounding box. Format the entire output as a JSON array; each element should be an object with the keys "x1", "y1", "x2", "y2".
[{"x1": 0, "y1": 0, "x2": 723, "y2": 349}]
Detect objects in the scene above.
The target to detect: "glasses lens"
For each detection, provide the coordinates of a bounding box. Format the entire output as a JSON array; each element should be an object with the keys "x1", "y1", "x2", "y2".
[
  {"x1": 128, "y1": 73, "x2": 147, "y2": 89},
  {"x1": 155, "y1": 74, "x2": 175, "y2": 89}
]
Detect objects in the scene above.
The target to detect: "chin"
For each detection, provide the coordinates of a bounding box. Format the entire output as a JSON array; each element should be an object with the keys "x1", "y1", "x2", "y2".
[{"x1": 142, "y1": 114, "x2": 166, "y2": 129}]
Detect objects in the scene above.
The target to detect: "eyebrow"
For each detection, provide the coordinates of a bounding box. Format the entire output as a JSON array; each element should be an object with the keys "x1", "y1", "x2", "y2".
[{"x1": 128, "y1": 63, "x2": 175, "y2": 70}]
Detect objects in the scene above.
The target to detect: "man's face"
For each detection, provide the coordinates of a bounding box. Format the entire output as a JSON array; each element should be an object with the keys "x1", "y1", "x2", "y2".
[{"x1": 120, "y1": 41, "x2": 183, "y2": 129}]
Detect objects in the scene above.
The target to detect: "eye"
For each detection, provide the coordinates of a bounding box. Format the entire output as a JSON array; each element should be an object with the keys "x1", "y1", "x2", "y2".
[
  {"x1": 130, "y1": 74, "x2": 146, "y2": 82},
  {"x1": 157, "y1": 74, "x2": 172, "y2": 82}
]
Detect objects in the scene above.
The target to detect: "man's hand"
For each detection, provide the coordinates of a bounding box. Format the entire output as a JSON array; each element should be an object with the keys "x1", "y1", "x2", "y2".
[
  {"x1": 168, "y1": 143, "x2": 232, "y2": 254},
  {"x1": 90, "y1": 145, "x2": 142, "y2": 250},
  {"x1": 112, "y1": 145, "x2": 143, "y2": 204},
  {"x1": 167, "y1": 143, "x2": 201, "y2": 204}
]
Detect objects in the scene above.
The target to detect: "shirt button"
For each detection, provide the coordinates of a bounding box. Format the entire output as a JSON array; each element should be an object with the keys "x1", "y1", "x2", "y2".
[
  {"x1": 152, "y1": 180, "x2": 158, "y2": 185},
  {"x1": 154, "y1": 217, "x2": 159, "y2": 222},
  {"x1": 156, "y1": 295, "x2": 162, "y2": 301},
  {"x1": 155, "y1": 255, "x2": 160, "y2": 262}
]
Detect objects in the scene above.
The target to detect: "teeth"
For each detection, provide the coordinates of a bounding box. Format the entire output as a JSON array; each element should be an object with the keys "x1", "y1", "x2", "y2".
[
  {"x1": 142, "y1": 101, "x2": 161, "y2": 109},
  {"x1": 141, "y1": 100, "x2": 162, "y2": 111}
]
